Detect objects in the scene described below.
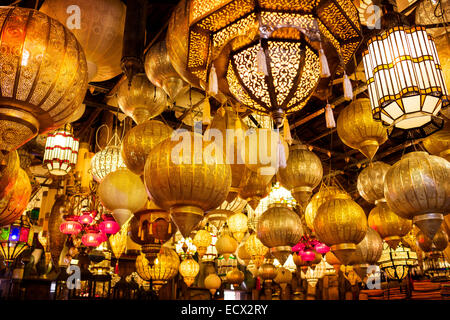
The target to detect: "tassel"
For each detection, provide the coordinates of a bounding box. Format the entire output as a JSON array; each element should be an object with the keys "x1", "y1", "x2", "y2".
[
  {"x1": 319, "y1": 46, "x2": 330, "y2": 78},
  {"x1": 115, "y1": 261, "x2": 119, "y2": 274},
  {"x1": 343, "y1": 72, "x2": 353, "y2": 101},
  {"x1": 208, "y1": 64, "x2": 218, "y2": 95},
  {"x1": 256, "y1": 277, "x2": 261, "y2": 290},
  {"x1": 278, "y1": 138, "x2": 287, "y2": 169},
  {"x1": 325, "y1": 104, "x2": 336, "y2": 128},
  {"x1": 283, "y1": 117, "x2": 293, "y2": 145},
  {"x1": 202, "y1": 96, "x2": 211, "y2": 125},
  {"x1": 256, "y1": 46, "x2": 269, "y2": 76}
]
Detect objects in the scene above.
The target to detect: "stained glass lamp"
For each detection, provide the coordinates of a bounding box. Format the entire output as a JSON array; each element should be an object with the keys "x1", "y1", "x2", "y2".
[{"x1": 0, "y1": 214, "x2": 33, "y2": 268}]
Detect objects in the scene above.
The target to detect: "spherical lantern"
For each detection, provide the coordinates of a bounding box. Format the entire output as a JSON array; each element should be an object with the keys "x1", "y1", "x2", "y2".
[
  {"x1": 238, "y1": 169, "x2": 273, "y2": 210},
  {"x1": 422, "y1": 122, "x2": 450, "y2": 161},
  {"x1": 226, "y1": 267, "x2": 244, "y2": 289},
  {"x1": 0, "y1": 168, "x2": 31, "y2": 227},
  {"x1": 0, "y1": 7, "x2": 88, "y2": 155},
  {"x1": 99, "y1": 214, "x2": 120, "y2": 235},
  {"x1": 98, "y1": 168, "x2": 148, "y2": 226},
  {"x1": 278, "y1": 144, "x2": 323, "y2": 206},
  {"x1": 59, "y1": 216, "x2": 82, "y2": 235},
  {"x1": 0, "y1": 151, "x2": 19, "y2": 200},
  {"x1": 348, "y1": 228, "x2": 383, "y2": 280},
  {"x1": 384, "y1": 151, "x2": 450, "y2": 240},
  {"x1": 314, "y1": 198, "x2": 368, "y2": 265},
  {"x1": 43, "y1": 125, "x2": 79, "y2": 176},
  {"x1": 357, "y1": 161, "x2": 391, "y2": 204},
  {"x1": 245, "y1": 233, "x2": 269, "y2": 268},
  {"x1": 144, "y1": 40, "x2": 187, "y2": 100},
  {"x1": 193, "y1": 229, "x2": 212, "y2": 258},
  {"x1": 81, "y1": 229, "x2": 104, "y2": 247},
  {"x1": 368, "y1": 201, "x2": 412, "y2": 249},
  {"x1": 117, "y1": 73, "x2": 168, "y2": 125},
  {"x1": 91, "y1": 145, "x2": 126, "y2": 183},
  {"x1": 216, "y1": 231, "x2": 238, "y2": 260},
  {"x1": 40, "y1": 0, "x2": 125, "y2": 82},
  {"x1": 121, "y1": 120, "x2": 173, "y2": 175},
  {"x1": 337, "y1": 98, "x2": 388, "y2": 160},
  {"x1": 305, "y1": 186, "x2": 349, "y2": 232},
  {"x1": 416, "y1": 228, "x2": 449, "y2": 253},
  {"x1": 259, "y1": 263, "x2": 277, "y2": 283},
  {"x1": 227, "y1": 213, "x2": 248, "y2": 243},
  {"x1": 204, "y1": 273, "x2": 222, "y2": 295},
  {"x1": 179, "y1": 257, "x2": 200, "y2": 287},
  {"x1": 144, "y1": 132, "x2": 231, "y2": 238},
  {"x1": 257, "y1": 203, "x2": 303, "y2": 265}
]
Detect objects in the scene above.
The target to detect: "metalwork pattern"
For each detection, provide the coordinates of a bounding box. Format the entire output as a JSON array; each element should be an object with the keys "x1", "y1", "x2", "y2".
[
  {"x1": 0, "y1": 169, "x2": 31, "y2": 226},
  {"x1": 422, "y1": 122, "x2": 450, "y2": 161},
  {"x1": 349, "y1": 227, "x2": 383, "y2": 265},
  {"x1": 135, "y1": 248, "x2": 179, "y2": 282},
  {"x1": 356, "y1": 161, "x2": 391, "y2": 204},
  {"x1": 91, "y1": 145, "x2": 126, "y2": 183}
]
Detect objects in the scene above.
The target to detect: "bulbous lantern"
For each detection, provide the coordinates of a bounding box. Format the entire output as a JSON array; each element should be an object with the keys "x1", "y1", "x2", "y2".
[
  {"x1": 384, "y1": 151, "x2": 450, "y2": 241},
  {"x1": 179, "y1": 256, "x2": 200, "y2": 287},
  {"x1": 0, "y1": 168, "x2": 32, "y2": 226},
  {"x1": 144, "y1": 132, "x2": 231, "y2": 238},
  {"x1": 357, "y1": 161, "x2": 391, "y2": 204},
  {"x1": 216, "y1": 226, "x2": 238, "y2": 260},
  {"x1": 205, "y1": 197, "x2": 247, "y2": 231},
  {"x1": 278, "y1": 144, "x2": 323, "y2": 207},
  {"x1": 0, "y1": 7, "x2": 88, "y2": 155},
  {"x1": 227, "y1": 213, "x2": 248, "y2": 243},
  {"x1": 416, "y1": 227, "x2": 449, "y2": 253},
  {"x1": 226, "y1": 267, "x2": 244, "y2": 289},
  {"x1": 348, "y1": 227, "x2": 383, "y2": 280},
  {"x1": 204, "y1": 273, "x2": 222, "y2": 295},
  {"x1": 193, "y1": 229, "x2": 212, "y2": 259},
  {"x1": 422, "y1": 122, "x2": 450, "y2": 161},
  {"x1": 257, "y1": 203, "x2": 303, "y2": 265},
  {"x1": 245, "y1": 232, "x2": 269, "y2": 268},
  {"x1": 238, "y1": 169, "x2": 273, "y2": 210}
]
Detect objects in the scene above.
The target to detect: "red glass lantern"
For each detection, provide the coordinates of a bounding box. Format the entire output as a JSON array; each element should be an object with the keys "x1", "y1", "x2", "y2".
[
  {"x1": 60, "y1": 215, "x2": 82, "y2": 235},
  {"x1": 315, "y1": 243, "x2": 330, "y2": 254},
  {"x1": 82, "y1": 229, "x2": 103, "y2": 247},
  {"x1": 79, "y1": 213, "x2": 94, "y2": 225},
  {"x1": 301, "y1": 250, "x2": 316, "y2": 262},
  {"x1": 99, "y1": 214, "x2": 120, "y2": 235}
]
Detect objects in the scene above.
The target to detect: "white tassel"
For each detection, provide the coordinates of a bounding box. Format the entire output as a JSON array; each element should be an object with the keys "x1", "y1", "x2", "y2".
[
  {"x1": 283, "y1": 117, "x2": 293, "y2": 145},
  {"x1": 208, "y1": 64, "x2": 218, "y2": 95},
  {"x1": 278, "y1": 138, "x2": 287, "y2": 169},
  {"x1": 325, "y1": 104, "x2": 336, "y2": 128},
  {"x1": 343, "y1": 72, "x2": 353, "y2": 101},
  {"x1": 257, "y1": 46, "x2": 269, "y2": 76},
  {"x1": 319, "y1": 47, "x2": 330, "y2": 78},
  {"x1": 202, "y1": 96, "x2": 211, "y2": 125}
]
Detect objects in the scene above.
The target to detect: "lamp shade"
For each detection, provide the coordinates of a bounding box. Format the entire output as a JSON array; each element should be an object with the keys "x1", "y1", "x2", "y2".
[
  {"x1": 91, "y1": 145, "x2": 126, "y2": 183},
  {"x1": 59, "y1": 216, "x2": 82, "y2": 235},
  {"x1": 0, "y1": 7, "x2": 88, "y2": 154},
  {"x1": 81, "y1": 229, "x2": 103, "y2": 247},
  {"x1": 99, "y1": 215, "x2": 120, "y2": 235},
  {"x1": 43, "y1": 125, "x2": 79, "y2": 175}
]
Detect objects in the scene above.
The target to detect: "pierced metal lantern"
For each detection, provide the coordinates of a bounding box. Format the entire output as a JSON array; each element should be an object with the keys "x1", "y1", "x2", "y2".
[
  {"x1": 378, "y1": 242, "x2": 418, "y2": 281},
  {"x1": 91, "y1": 145, "x2": 126, "y2": 183},
  {"x1": 422, "y1": 122, "x2": 450, "y2": 161},
  {"x1": 43, "y1": 125, "x2": 79, "y2": 176},
  {"x1": 179, "y1": 256, "x2": 200, "y2": 287},
  {"x1": 0, "y1": 214, "x2": 33, "y2": 268},
  {"x1": 348, "y1": 227, "x2": 383, "y2": 280},
  {"x1": 357, "y1": 161, "x2": 391, "y2": 204},
  {"x1": 363, "y1": 25, "x2": 449, "y2": 140}
]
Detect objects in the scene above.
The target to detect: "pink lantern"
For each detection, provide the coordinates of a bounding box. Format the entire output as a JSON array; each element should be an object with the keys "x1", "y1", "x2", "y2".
[
  {"x1": 301, "y1": 250, "x2": 315, "y2": 261},
  {"x1": 79, "y1": 213, "x2": 94, "y2": 225},
  {"x1": 292, "y1": 242, "x2": 305, "y2": 253},
  {"x1": 60, "y1": 216, "x2": 82, "y2": 235},
  {"x1": 314, "y1": 243, "x2": 330, "y2": 254},
  {"x1": 99, "y1": 214, "x2": 120, "y2": 234},
  {"x1": 82, "y1": 229, "x2": 103, "y2": 247}
]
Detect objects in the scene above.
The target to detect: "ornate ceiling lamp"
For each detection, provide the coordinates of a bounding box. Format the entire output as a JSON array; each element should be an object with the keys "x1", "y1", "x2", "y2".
[
  {"x1": 193, "y1": 228, "x2": 213, "y2": 259},
  {"x1": 357, "y1": 161, "x2": 391, "y2": 204},
  {"x1": 238, "y1": 169, "x2": 273, "y2": 210},
  {"x1": 43, "y1": 124, "x2": 79, "y2": 176},
  {"x1": 227, "y1": 212, "x2": 248, "y2": 243},
  {"x1": 185, "y1": 0, "x2": 362, "y2": 126},
  {"x1": 216, "y1": 225, "x2": 238, "y2": 260},
  {"x1": 226, "y1": 267, "x2": 245, "y2": 289},
  {"x1": 0, "y1": 168, "x2": 31, "y2": 227},
  {"x1": 0, "y1": 7, "x2": 88, "y2": 156}
]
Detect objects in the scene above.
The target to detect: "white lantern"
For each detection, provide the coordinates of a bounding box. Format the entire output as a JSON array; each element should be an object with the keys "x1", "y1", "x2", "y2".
[
  {"x1": 91, "y1": 145, "x2": 126, "y2": 183},
  {"x1": 43, "y1": 125, "x2": 79, "y2": 175}
]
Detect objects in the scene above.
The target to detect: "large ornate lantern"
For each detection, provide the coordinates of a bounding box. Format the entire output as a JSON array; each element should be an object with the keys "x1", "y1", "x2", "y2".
[
  {"x1": 226, "y1": 267, "x2": 244, "y2": 289},
  {"x1": 0, "y1": 214, "x2": 33, "y2": 268},
  {"x1": 378, "y1": 242, "x2": 418, "y2": 281},
  {"x1": 0, "y1": 7, "x2": 88, "y2": 155},
  {"x1": 227, "y1": 213, "x2": 248, "y2": 243},
  {"x1": 91, "y1": 146, "x2": 126, "y2": 183},
  {"x1": 43, "y1": 125, "x2": 79, "y2": 175},
  {"x1": 193, "y1": 229, "x2": 212, "y2": 259},
  {"x1": 363, "y1": 25, "x2": 449, "y2": 140},
  {"x1": 0, "y1": 168, "x2": 32, "y2": 226}
]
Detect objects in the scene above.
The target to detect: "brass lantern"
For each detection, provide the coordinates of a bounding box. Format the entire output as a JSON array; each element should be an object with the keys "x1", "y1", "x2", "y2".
[
  {"x1": 313, "y1": 198, "x2": 368, "y2": 265},
  {"x1": 0, "y1": 169, "x2": 32, "y2": 226},
  {"x1": 144, "y1": 132, "x2": 231, "y2": 238},
  {"x1": 245, "y1": 232, "x2": 269, "y2": 268},
  {"x1": 357, "y1": 161, "x2": 391, "y2": 204},
  {"x1": 416, "y1": 227, "x2": 449, "y2": 253},
  {"x1": 204, "y1": 273, "x2": 222, "y2": 295},
  {"x1": 236, "y1": 241, "x2": 251, "y2": 267},
  {"x1": 0, "y1": 7, "x2": 88, "y2": 154},
  {"x1": 368, "y1": 200, "x2": 412, "y2": 249},
  {"x1": 226, "y1": 267, "x2": 244, "y2": 289},
  {"x1": 274, "y1": 267, "x2": 292, "y2": 294},
  {"x1": 422, "y1": 122, "x2": 450, "y2": 161},
  {"x1": 257, "y1": 203, "x2": 303, "y2": 265},
  {"x1": 121, "y1": 120, "x2": 173, "y2": 175},
  {"x1": 337, "y1": 98, "x2": 388, "y2": 160},
  {"x1": 179, "y1": 256, "x2": 200, "y2": 287},
  {"x1": 238, "y1": 169, "x2": 273, "y2": 210},
  {"x1": 193, "y1": 229, "x2": 212, "y2": 259},
  {"x1": 384, "y1": 151, "x2": 450, "y2": 240},
  {"x1": 216, "y1": 226, "x2": 238, "y2": 260},
  {"x1": 0, "y1": 151, "x2": 20, "y2": 203},
  {"x1": 378, "y1": 242, "x2": 418, "y2": 281},
  {"x1": 117, "y1": 74, "x2": 168, "y2": 125},
  {"x1": 91, "y1": 145, "x2": 126, "y2": 183},
  {"x1": 348, "y1": 228, "x2": 383, "y2": 280},
  {"x1": 40, "y1": 0, "x2": 126, "y2": 82},
  {"x1": 278, "y1": 144, "x2": 323, "y2": 207},
  {"x1": 258, "y1": 263, "x2": 277, "y2": 283},
  {"x1": 227, "y1": 213, "x2": 248, "y2": 243},
  {"x1": 144, "y1": 40, "x2": 187, "y2": 100},
  {"x1": 205, "y1": 197, "x2": 247, "y2": 231}
]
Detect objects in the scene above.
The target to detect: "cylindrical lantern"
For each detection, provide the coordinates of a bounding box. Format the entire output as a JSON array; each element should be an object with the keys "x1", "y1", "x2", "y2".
[
  {"x1": 91, "y1": 145, "x2": 126, "y2": 183},
  {"x1": 59, "y1": 216, "x2": 82, "y2": 235},
  {"x1": 179, "y1": 256, "x2": 200, "y2": 287},
  {"x1": 357, "y1": 161, "x2": 391, "y2": 204},
  {"x1": 43, "y1": 125, "x2": 79, "y2": 176}
]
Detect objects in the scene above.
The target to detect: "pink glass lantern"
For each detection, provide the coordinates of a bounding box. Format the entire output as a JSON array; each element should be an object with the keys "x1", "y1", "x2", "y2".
[
  {"x1": 60, "y1": 216, "x2": 83, "y2": 235},
  {"x1": 301, "y1": 250, "x2": 316, "y2": 261},
  {"x1": 82, "y1": 229, "x2": 103, "y2": 247},
  {"x1": 79, "y1": 213, "x2": 94, "y2": 225},
  {"x1": 314, "y1": 243, "x2": 330, "y2": 254},
  {"x1": 99, "y1": 214, "x2": 120, "y2": 235}
]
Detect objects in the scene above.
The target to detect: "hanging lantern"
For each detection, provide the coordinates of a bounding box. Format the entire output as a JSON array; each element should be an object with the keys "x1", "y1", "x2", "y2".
[
  {"x1": 185, "y1": 0, "x2": 362, "y2": 126},
  {"x1": 59, "y1": 215, "x2": 82, "y2": 235},
  {"x1": 205, "y1": 197, "x2": 247, "y2": 231},
  {"x1": 258, "y1": 262, "x2": 277, "y2": 285},
  {"x1": 179, "y1": 256, "x2": 200, "y2": 287},
  {"x1": 314, "y1": 197, "x2": 368, "y2": 265},
  {"x1": 378, "y1": 242, "x2": 418, "y2": 280},
  {"x1": 0, "y1": 214, "x2": 33, "y2": 267},
  {"x1": 99, "y1": 214, "x2": 120, "y2": 235},
  {"x1": 0, "y1": 168, "x2": 31, "y2": 227},
  {"x1": 227, "y1": 213, "x2": 248, "y2": 243},
  {"x1": 43, "y1": 125, "x2": 79, "y2": 176},
  {"x1": 144, "y1": 132, "x2": 231, "y2": 238},
  {"x1": 363, "y1": 25, "x2": 449, "y2": 140},
  {"x1": 81, "y1": 228, "x2": 104, "y2": 247},
  {"x1": 257, "y1": 203, "x2": 303, "y2": 265},
  {"x1": 173, "y1": 89, "x2": 207, "y2": 127},
  {"x1": 98, "y1": 168, "x2": 148, "y2": 226},
  {"x1": 109, "y1": 221, "x2": 129, "y2": 262},
  {"x1": 278, "y1": 144, "x2": 323, "y2": 207},
  {"x1": 274, "y1": 267, "x2": 292, "y2": 294},
  {"x1": 117, "y1": 73, "x2": 168, "y2": 125},
  {"x1": 0, "y1": 7, "x2": 88, "y2": 155},
  {"x1": 204, "y1": 273, "x2": 222, "y2": 295},
  {"x1": 416, "y1": 227, "x2": 449, "y2": 253},
  {"x1": 216, "y1": 226, "x2": 238, "y2": 260},
  {"x1": 78, "y1": 213, "x2": 94, "y2": 225},
  {"x1": 337, "y1": 98, "x2": 388, "y2": 160},
  {"x1": 144, "y1": 40, "x2": 187, "y2": 100},
  {"x1": 91, "y1": 145, "x2": 126, "y2": 183},
  {"x1": 193, "y1": 229, "x2": 212, "y2": 259},
  {"x1": 121, "y1": 120, "x2": 173, "y2": 175},
  {"x1": 357, "y1": 161, "x2": 391, "y2": 204},
  {"x1": 226, "y1": 267, "x2": 244, "y2": 289},
  {"x1": 238, "y1": 169, "x2": 273, "y2": 210},
  {"x1": 422, "y1": 122, "x2": 450, "y2": 161},
  {"x1": 348, "y1": 228, "x2": 383, "y2": 280},
  {"x1": 236, "y1": 241, "x2": 252, "y2": 267},
  {"x1": 40, "y1": 0, "x2": 125, "y2": 82},
  {"x1": 368, "y1": 200, "x2": 412, "y2": 249},
  {"x1": 384, "y1": 151, "x2": 450, "y2": 240},
  {"x1": 0, "y1": 151, "x2": 19, "y2": 202},
  {"x1": 245, "y1": 232, "x2": 269, "y2": 268}
]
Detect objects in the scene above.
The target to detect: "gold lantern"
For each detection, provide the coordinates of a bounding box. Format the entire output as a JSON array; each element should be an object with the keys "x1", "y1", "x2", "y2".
[
  {"x1": 259, "y1": 262, "x2": 277, "y2": 283},
  {"x1": 226, "y1": 267, "x2": 244, "y2": 289},
  {"x1": 43, "y1": 124, "x2": 79, "y2": 176},
  {"x1": 205, "y1": 197, "x2": 247, "y2": 231},
  {"x1": 305, "y1": 186, "x2": 349, "y2": 232},
  {"x1": 144, "y1": 132, "x2": 231, "y2": 238},
  {"x1": 348, "y1": 227, "x2": 383, "y2": 280},
  {"x1": 236, "y1": 241, "x2": 251, "y2": 267},
  {"x1": 40, "y1": 0, "x2": 125, "y2": 82},
  {"x1": 238, "y1": 169, "x2": 273, "y2": 210},
  {"x1": 368, "y1": 200, "x2": 412, "y2": 249},
  {"x1": 0, "y1": 151, "x2": 20, "y2": 200},
  {"x1": 0, "y1": 169, "x2": 31, "y2": 226},
  {"x1": 422, "y1": 122, "x2": 450, "y2": 161},
  {"x1": 174, "y1": 89, "x2": 207, "y2": 127},
  {"x1": 179, "y1": 256, "x2": 200, "y2": 287},
  {"x1": 227, "y1": 213, "x2": 248, "y2": 243},
  {"x1": 357, "y1": 161, "x2": 391, "y2": 204},
  {"x1": 193, "y1": 229, "x2": 212, "y2": 259},
  {"x1": 144, "y1": 40, "x2": 187, "y2": 100},
  {"x1": 98, "y1": 168, "x2": 148, "y2": 226},
  {"x1": 245, "y1": 232, "x2": 269, "y2": 268},
  {"x1": 337, "y1": 98, "x2": 388, "y2": 160},
  {"x1": 109, "y1": 221, "x2": 128, "y2": 261},
  {"x1": 278, "y1": 144, "x2": 323, "y2": 207},
  {"x1": 216, "y1": 227, "x2": 238, "y2": 260},
  {"x1": 257, "y1": 203, "x2": 303, "y2": 265},
  {"x1": 117, "y1": 74, "x2": 168, "y2": 125},
  {"x1": 121, "y1": 120, "x2": 173, "y2": 175},
  {"x1": 204, "y1": 273, "x2": 222, "y2": 295},
  {"x1": 416, "y1": 227, "x2": 449, "y2": 253},
  {"x1": 384, "y1": 151, "x2": 450, "y2": 240},
  {"x1": 0, "y1": 7, "x2": 88, "y2": 154},
  {"x1": 91, "y1": 145, "x2": 126, "y2": 183},
  {"x1": 314, "y1": 198, "x2": 368, "y2": 265},
  {"x1": 378, "y1": 242, "x2": 418, "y2": 281}
]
